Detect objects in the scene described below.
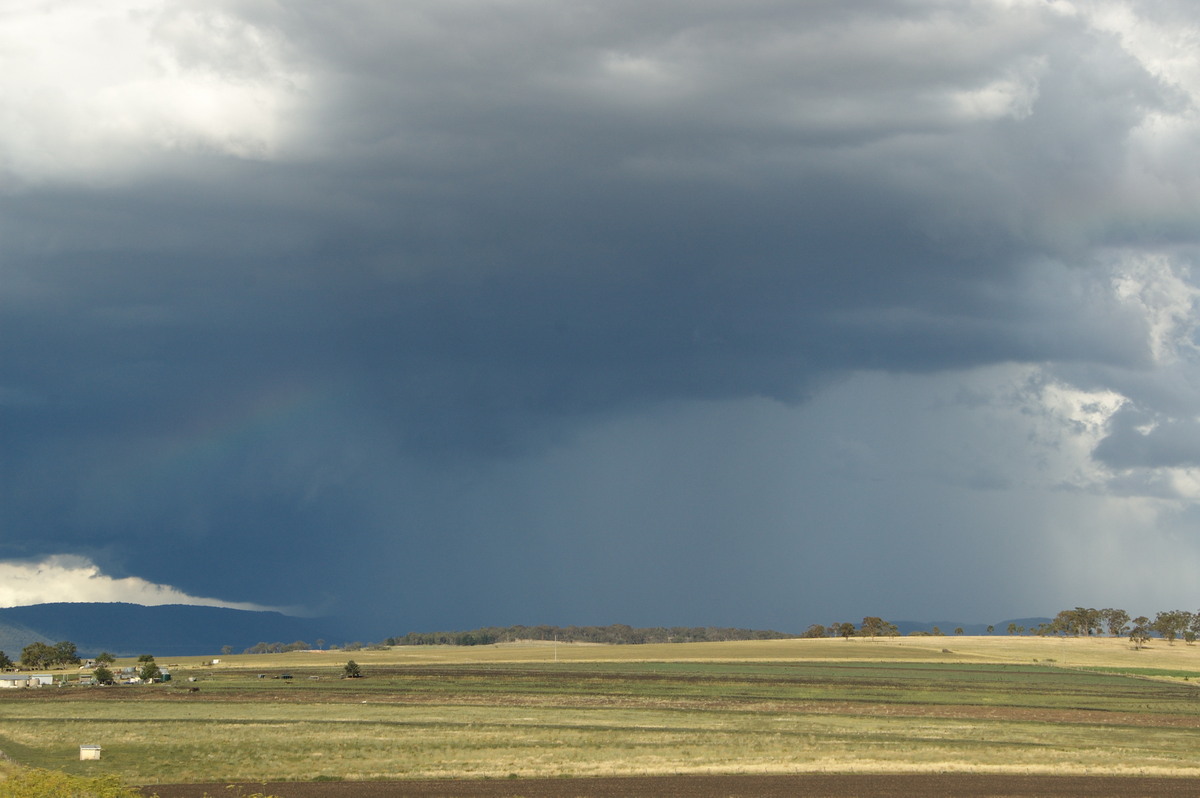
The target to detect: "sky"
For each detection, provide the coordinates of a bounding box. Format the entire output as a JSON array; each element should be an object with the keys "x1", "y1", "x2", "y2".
[{"x1": 3, "y1": 0, "x2": 1200, "y2": 637}]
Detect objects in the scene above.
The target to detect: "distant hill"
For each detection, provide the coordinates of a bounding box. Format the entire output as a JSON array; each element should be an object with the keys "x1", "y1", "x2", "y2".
[
  {"x1": 0, "y1": 603, "x2": 355, "y2": 658},
  {"x1": 0, "y1": 605, "x2": 1061, "y2": 660},
  {"x1": 388, "y1": 623, "x2": 794, "y2": 646},
  {"x1": 891, "y1": 618, "x2": 1052, "y2": 636}
]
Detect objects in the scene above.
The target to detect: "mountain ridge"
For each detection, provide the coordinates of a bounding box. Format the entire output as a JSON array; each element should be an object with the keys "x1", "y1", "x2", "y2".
[
  {"x1": 0, "y1": 603, "x2": 356, "y2": 658},
  {"x1": 0, "y1": 603, "x2": 1057, "y2": 659}
]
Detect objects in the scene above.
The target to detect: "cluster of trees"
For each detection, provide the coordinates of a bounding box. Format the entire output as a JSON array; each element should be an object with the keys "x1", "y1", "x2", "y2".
[
  {"x1": 1031, "y1": 607, "x2": 1200, "y2": 649},
  {"x1": 15, "y1": 641, "x2": 81, "y2": 670},
  {"x1": 794, "y1": 608, "x2": 1200, "y2": 648},
  {"x1": 242, "y1": 640, "x2": 317, "y2": 655},
  {"x1": 240, "y1": 640, "x2": 382, "y2": 654},
  {"x1": 387, "y1": 624, "x2": 792, "y2": 647},
  {"x1": 800, "y1": 617, "x2": 902, "y2": 639},
  {"x1": 999, "y1": 607, "x2": 1135, "y2": 637}
]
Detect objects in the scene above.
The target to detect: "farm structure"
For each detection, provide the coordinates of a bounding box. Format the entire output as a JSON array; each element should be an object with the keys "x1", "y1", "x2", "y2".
[{"x1": 0, "y1": 674, "x2": 55, "y2": 688}]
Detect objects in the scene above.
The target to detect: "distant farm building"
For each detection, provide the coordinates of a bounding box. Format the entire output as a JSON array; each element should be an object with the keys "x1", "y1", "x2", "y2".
[
  {"x1": 0, "y1": 676, "x2": 29, "y2": 689},
  {"x1": 79, "y1": 745, "x2": 102, "y2": 761}
]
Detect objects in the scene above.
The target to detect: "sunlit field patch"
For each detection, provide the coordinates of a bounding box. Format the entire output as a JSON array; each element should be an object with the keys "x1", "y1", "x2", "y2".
[{"x1": 3, "y1": 636, "x2": 1200, "y2": 785}]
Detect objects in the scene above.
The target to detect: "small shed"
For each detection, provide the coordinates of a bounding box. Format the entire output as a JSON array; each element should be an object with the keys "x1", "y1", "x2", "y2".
[
  {"x1": 28, "y1": 674, "x2": 55, "y2": 687},
  {"x1": 0, "y1": 676, "x2": 29, "y2": 689},
  {"x1": 79, "y1": 745, "x2": 102, "y2": 761}
]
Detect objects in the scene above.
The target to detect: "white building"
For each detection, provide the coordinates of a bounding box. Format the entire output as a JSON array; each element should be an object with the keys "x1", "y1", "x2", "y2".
[{"x1": 0, "y1": 674, "x2": 57, "y2": 687}]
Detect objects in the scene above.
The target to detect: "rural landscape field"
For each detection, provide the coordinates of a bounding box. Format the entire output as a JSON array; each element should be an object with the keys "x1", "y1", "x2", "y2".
[{"x1": 4, "y1": 635, "x2": 1200, "y2": 796}]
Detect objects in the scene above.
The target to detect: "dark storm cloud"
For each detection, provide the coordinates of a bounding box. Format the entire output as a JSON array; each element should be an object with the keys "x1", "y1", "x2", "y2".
[
  {"x1": 4, "y1": 1, "x2": 1200, "y2": 627},
  {"x1": 5, "y1": 1, "x2": 1173, "y2": 421}
]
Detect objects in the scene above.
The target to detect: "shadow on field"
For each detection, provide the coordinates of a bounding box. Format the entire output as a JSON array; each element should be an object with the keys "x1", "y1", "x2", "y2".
[{"x1": 142, "y1": 773, "x2": 1200, "y2": 797}]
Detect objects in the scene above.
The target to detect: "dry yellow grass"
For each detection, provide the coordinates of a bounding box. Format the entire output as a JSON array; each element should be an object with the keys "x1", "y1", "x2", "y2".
[
  {"x1": 181, "y1": 634, "x2": 1200, "y2": 672},
  {"x1": 8, "y1": 635, "x2": 1200, "y2": 784}
]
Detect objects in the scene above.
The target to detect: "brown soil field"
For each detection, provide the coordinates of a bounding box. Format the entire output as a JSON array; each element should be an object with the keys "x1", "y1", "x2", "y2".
[{"x1": 142, "y1": 774, "x2": 1200, "y2": 798}]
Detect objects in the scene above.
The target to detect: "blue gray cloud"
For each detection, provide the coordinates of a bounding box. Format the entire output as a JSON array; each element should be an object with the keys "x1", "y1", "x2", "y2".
[{"x1": 3, "y1": 1, "x2": 1200, "y2": 632}]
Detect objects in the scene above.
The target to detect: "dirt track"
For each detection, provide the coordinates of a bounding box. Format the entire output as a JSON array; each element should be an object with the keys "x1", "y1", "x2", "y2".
[{"x1": 142, "y1": 774, "x2": 1200, "y2": 797}]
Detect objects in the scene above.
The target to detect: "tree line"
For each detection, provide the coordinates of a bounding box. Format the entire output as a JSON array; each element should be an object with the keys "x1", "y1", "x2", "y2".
[
  {"x1": 799, "y1": 608, "x2": 1200, "y2": 648},
  {"x1": 0, "y1": 641, "x2": 82, "y2": 670},
  {"x1": 387, "y1": 624, "x2": 793, "y2": 647},
  {"x1": 4, "y1": 608, "x2": 1196, "y2": 665},
  {"x1": 800, "y1": 617, "x2": 901, "y2": 639},
  {"x1": 1030, "y1": 607, "x2": 1200, "y2": 648}
]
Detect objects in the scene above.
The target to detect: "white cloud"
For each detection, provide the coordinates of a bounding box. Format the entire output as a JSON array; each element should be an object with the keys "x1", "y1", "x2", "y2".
[
  {"x1": 0, "y1": 554, "x2": 287, "y2": 612},
  {"x1": 0, "y1": 0, "x2": 307, "y2": 185},
  {"x1": 1110, "y1": 249, "x2": 1200, "y2": 366}
]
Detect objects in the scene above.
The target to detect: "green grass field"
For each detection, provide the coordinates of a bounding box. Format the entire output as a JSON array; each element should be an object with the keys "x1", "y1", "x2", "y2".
[{"x1": 3, "y1": 636, "x2": 1200, "y2": 786}]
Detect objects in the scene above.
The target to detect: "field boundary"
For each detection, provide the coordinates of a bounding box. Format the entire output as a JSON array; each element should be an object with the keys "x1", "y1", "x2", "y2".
[{"x1": 142, "y1": 773, "x2": 1200, "y2": 798}]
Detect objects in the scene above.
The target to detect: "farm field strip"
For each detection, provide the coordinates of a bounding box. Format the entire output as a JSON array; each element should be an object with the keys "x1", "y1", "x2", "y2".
[
  {"x1": 4, "y1": 637, "x2": 1200, "y2": 785},
  {"x1": 7, "y1": 699, "x2": 1200, "y2": 783}
]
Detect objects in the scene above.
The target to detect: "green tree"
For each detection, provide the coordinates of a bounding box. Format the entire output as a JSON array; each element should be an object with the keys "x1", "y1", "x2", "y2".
[
  {"x1": 1130, "y1": 617, "x2": 1151, "y2": 650},
  {"x1": 1051, "y1": 607, "x2": 1101, "y2": 637},
  {"x1": 1101, "y1": 608, "x2": 1130, "y2": 637},
  {"x1": 0, "y1": 650, "x2": 12, "y2": 670},
  {"x1": 1152, "y1": 610, "x2": 1192, "y2": 644},
  {"x1": 95, "y1": 651, "x2": 116, "y2": 665},
  {"x1": 835, "y1": 622, "x2": 856, "y2": 640},
  {"x1": 138, "y1": 655, "x2": 161, "y2": 682},
  {"x1": 52, "y1": 640, "x2": 81, "y2": 666},
  {"x1": 93, "y1": 665, "x2": 115, "y2": 685},
  {"x1": 343, "y1": 660, "x2": 362, "y2": 678},
  {"x1": 800, "y1": 624, "x2": 827, "y2": 638},
  {"x1": 986, "y1": 625, "x2": 994, "y2": 634},
  {"x1": 21, "y1": 641, "x2": 54, "y2": 670},
  {"x1": 860, "y1": 617, "x2": 887, "y2": 638}
]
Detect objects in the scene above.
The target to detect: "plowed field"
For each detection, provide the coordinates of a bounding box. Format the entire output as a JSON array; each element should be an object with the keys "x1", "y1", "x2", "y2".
[{"x1": 144, "y1": 774, "x2": 1200, "y2": 797}]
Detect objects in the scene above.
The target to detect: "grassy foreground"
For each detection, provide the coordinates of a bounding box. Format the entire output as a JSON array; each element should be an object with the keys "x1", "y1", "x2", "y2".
[{"x1": 2, "y1": 635, "x2": 1200, "y2": 786}]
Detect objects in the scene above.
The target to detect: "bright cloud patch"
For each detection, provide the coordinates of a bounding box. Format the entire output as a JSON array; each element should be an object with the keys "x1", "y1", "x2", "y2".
[
  {"x1": 0, "y1": 1, "x2": 306, "y2": 184},
  {"x1": 0, "y1": 555, "x2": 285, "y2": 612}
]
